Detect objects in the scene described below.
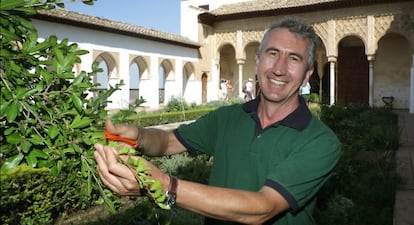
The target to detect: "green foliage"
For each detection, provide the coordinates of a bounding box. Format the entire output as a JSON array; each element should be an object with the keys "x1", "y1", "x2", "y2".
[
  {"x1": 112, "y1": 107, "x2": 215, "y2": 126},
  {"x1": 308, "y1": 93, "x2": 320, "y2": 103},
  {"x1": 0, "y1": 0, "x2": 123, "y2": 222},
  {"x1": 1, "y1": 164, "x2": 97, "y2": 225},
  {"x1": 165, "y1": 96, "x2": 191, "y2": 112},
  {"x1": 316, "y1": 105, "x2": 399, "y2": 225}
]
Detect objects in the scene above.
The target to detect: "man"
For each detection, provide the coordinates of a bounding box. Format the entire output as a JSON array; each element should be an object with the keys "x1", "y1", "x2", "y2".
[{"x1": 94, "y1": 17, "x2": 341, "y2": 225}]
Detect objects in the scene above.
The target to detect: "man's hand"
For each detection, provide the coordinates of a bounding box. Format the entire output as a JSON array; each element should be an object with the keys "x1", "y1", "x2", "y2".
[
  {"x1": 94, "y1": 143, "x2": 169, "y2": 196},
  {"x1": 94, "y1": 143, "x2": 140, "y2": 195},
  {"x1": 105, "y1": 120, "x2": 139, "y2": 143}
]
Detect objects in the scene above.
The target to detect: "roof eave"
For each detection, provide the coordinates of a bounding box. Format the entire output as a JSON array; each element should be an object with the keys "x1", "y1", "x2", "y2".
[
  {"x1": 199, "y1": 0, "x2": 412, "y2": 25},
  {"x1": 33, "y1": 11, "x2": 200, "y2": 49}
]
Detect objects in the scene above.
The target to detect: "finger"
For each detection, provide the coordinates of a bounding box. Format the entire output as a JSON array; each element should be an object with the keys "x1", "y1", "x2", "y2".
[
  {"x1": 94, "y1": 150, "x2": 125, "y2": 193},
  {"x1": 95, "y1": 148, "x2": 139, "y2": 194},
  {"x1": 94, "y1": 143, "x2": 107, "y2": 161}
]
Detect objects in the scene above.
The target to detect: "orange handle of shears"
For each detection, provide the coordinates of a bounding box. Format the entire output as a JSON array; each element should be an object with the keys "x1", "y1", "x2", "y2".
[{"x1": 104, "y1": 130, "x2": 138, "y2": 148}]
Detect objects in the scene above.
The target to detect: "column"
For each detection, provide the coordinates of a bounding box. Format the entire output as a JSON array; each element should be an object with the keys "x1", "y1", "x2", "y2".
[
  {"x1": 328, "y1": 56, "x2": 337, "y2": 105},
  {"x1": 410, "y1": 54, "x2": 414, "y2": 114},
  {"x1": 212, "y1": 58, "x2": 220, "y2": 100},
  {"x1": 237, "y1": 59, "x2": 245, "y2": 98},
  {"x1": 367, "y1": 55, "x2": 375, "y2": 107}
]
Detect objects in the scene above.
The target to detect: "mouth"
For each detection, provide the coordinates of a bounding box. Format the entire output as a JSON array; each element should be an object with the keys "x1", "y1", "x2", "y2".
[{"x1": 269, "y1": 79, "x2": 287, "y2": 86}]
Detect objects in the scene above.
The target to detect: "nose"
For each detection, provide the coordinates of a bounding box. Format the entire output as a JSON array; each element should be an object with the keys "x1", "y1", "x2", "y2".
[{"x1": 272, "y1": 56, "x2": 288, "y2": 76}]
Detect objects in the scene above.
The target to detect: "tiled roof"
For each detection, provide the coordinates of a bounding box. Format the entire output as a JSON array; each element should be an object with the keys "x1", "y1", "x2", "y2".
[
  {"x1": 210, "y1": 0, "x2": 339, "y2": 15},
  {"x1": 199, "y1": 0, "x2": 411, "y2": 23},
  {"x1": 34, "y1": 9, "x2": 200, "y2": 48}
]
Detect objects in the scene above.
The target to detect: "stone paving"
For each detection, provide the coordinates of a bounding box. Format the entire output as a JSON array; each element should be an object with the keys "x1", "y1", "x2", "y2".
[{"x1": 394, "y1": 110, "x2": 414, "y2": 225}]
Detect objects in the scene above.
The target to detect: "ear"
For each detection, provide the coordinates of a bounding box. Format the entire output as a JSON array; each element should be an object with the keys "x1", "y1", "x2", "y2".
[
  {"x1": 255, "y1": 55, "x2": 260, "y2": 74},
  {"x1": 301, "y1": 69, "x2": 313, "y2": 87}
]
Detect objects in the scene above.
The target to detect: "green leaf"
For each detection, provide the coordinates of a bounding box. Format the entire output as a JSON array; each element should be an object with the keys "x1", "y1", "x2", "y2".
[
  {"x1": 28, "y1": 40, "x2": 51, "y2": 53},
  {"x1": 26, "y1": 149, "x2": 49, "y2": 167},
  {"x1": 16, "y1": 88, "x2": 37, "y2": 100},
  {"x1": 0, "y1": 0, "x2": 26, "y2": 11},
  {"x1": 47, "y1": 126, "x2": 59, "y2": 139},
  {"x1": 53, "y1": 46, "x2": 64, "y2": 64},
  {"x1": 82, "y1": 0, "x2": 95, "y2": 6},
  {"x1": 19, "y1": 17, "x2": 35, "y2": 33},
  {"x1": 0, "y1": 153, "x2": 24, "y2": 174},
  {"x1": 0, "y1": 48, "x2": 12, "y2": 57},
  {"x1": 71, "y1": 93, "x2": 83, "y2": 112},
  {"x1": 50, "y1": 165, "x2": 58, "y2": 176},
  {"x1": 6, "y1": 133, "x2": 21, "y2": 145},
  {"x1": 29, "y1": 134, "x2": 43, "y2": 145},
  {"x1": 0, "y1": 28, "x2": 20, "y2": 41},
  {"x1": 26, "y1": 152, "x2": 37, "y2": 167},
  {"x1": 6, "y1": 101, "x2": 18, "y2": 122},
  {"x1": 4, "y1": 127, "x2": 16, "y2": 136},
  {"x1": 87, "y1": 172, "x2": 92, "y2": 195},
  {"x1": 0, "y1": 101, "x2": 10, "y2": 117},
  {"x1": 70, "y1": 115, "x2": 92, "y2": 129},
  {"x1": 21, "y1": 140, "x2": 32, "y2": 153}
]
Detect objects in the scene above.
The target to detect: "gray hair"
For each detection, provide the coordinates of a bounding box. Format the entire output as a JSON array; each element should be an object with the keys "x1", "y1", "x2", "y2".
[{"x1": 257, "y1": 17, "x2": 318, "y2": 70}]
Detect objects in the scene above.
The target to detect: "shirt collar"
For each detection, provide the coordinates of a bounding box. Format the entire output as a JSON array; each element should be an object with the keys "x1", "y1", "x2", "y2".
[{"x1": 242, "y1": 95, "x2": 312, "y2": 131}]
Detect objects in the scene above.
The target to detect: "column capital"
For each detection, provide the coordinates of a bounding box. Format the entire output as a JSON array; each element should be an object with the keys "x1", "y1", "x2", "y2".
[
  {"x1": 236, "y1": 58, "x2": 245, "y2": 65},
  {"x1": 327, "y1": 56, "x2": 337, "y2": 62},
  {"x1": 367, "y1": 54, "x2": 376, "y2": 61}
]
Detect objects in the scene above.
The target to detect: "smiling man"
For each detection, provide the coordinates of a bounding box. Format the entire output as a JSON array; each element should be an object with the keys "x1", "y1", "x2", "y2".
[{"x1": 94, "y1": 17, "x2": 341, "y2": 225}]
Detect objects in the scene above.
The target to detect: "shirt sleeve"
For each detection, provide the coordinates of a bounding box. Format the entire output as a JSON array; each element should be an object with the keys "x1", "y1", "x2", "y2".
[{"x1": 174, "y1": 107, "x2": 226, "y2": 156}]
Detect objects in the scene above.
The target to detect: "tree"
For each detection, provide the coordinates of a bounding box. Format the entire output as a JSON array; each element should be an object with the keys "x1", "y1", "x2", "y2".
[{"x1": 0, "y1": 0, "x2": 121, "y2": 216}]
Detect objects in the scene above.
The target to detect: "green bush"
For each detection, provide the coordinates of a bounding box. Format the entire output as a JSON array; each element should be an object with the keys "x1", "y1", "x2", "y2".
[
  {"x1": 112, "y1": 107, "x2": 215, "y2": 126},
  {"x1": 0, "y1": 0, "x2": 123, "y2": 223},
  {"x1": 165, "y1": 96, "x2": 191, "y2": 112},
  {"x1": 0, "y1": 164, "x2": 96, "y2": 225},
  {"x1": 315, "y1": 105, "x2": 399, "y2": 225}
]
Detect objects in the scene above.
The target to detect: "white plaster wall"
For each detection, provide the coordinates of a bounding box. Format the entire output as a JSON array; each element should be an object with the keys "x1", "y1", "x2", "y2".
[
  {"x1": 374, "y1": 35, "x2": 411, "y2": 109},
  {"x1": 33, "y1": 19, "x2": 199, "y2": 109},
  {"x1": 180, "y1": 0, "x2": 253, "y2": 41}
]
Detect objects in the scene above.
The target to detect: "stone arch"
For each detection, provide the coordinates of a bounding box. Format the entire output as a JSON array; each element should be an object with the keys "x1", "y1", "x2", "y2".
[
  {"x1": 374, "y1": 32, "x2": 411, "y2": 109},
  {"x1": 378, "y1": 14, "x2": 414, "y2": 54},
  {"x1": 337, "y1": 35, "x2": 368, "y2": 105},
  {"x1": 243, "y1": 41, "x2": 259, "y2": 96},
  {"x1": 159, "y1": 59, "x2": 174, "y2": 104},
  {"x1": 160, "y1": 59, "x2": 174, "y2": 80},
  {"x1": 218, "y1": 43, "x2": 237, "y2": 99},
  {"x1": 313, "y1": 36, "x2": 328, "y2": 100},
  {"x1": 93, "y1": 53, "x2": 117, "y2": 90},
  {"x1": 182, "y1": 62, "x2": 195, "y2": 100},
  {"x1": 129, "y1": 56, "x2": 148, "y2": 103},
  {"x1": 201, "y1": 73, "x2": 208, "y2": 103}
]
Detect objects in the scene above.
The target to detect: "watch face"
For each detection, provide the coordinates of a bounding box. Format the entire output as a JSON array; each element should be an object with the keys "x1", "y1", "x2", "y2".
[{"x1": 165, "y1": 194, "x2": 176, "y2": 206}]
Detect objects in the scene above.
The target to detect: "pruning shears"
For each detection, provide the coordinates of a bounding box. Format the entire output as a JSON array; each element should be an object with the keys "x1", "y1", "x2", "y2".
[{"x1": 103, "y1": 130, "x2": 138, "y2": 148}]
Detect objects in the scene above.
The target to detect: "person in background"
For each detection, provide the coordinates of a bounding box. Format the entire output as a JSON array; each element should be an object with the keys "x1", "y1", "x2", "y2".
[
  {"x1": 94, "y1": 17, "x2": 341, "y2": 225},
  {"x1": 220, "y1": 79, "x2": 228, "y2": 100},
  {"x1": 226, "y1": 80, "x2": 233, "y2": 101},
  {"x1": 243, "y1": 78, "x2": 254, "y2": 101}
]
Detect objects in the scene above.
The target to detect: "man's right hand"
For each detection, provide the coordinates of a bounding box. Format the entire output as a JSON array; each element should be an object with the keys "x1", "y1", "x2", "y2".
[{"x1": 105, "y1": 120, "x2": 140, "y2": 144}]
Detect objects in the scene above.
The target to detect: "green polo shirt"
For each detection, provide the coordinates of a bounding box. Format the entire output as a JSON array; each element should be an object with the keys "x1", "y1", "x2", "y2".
[{"x1": 173, "y1": 96, "x2": 341, "y2": 225}]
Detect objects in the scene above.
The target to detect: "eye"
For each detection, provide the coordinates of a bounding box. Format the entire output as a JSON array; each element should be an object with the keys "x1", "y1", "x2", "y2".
[
  {"x1": 289, "y1": 55, "x2": 301, "y2": 64},
  {"x1": 268, "y1": 50, "x2": 278, "y2": 57},
  {"x1": 290, "y1": 55, "x2": 300, "y2": 61}
]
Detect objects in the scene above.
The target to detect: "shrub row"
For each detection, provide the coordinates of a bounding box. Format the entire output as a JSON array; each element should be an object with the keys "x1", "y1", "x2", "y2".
[
  {"x1": 111, "y1": 107, "x2": 216, "y2": 126},
  {"x1": 0, "y1": 164, "x2": 96, "y2": 225}
]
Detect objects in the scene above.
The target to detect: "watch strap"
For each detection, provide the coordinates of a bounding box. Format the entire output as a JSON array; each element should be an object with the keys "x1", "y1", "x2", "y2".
[{"x1": 165, "y1": 175, "x2": 178, "y2": 207}]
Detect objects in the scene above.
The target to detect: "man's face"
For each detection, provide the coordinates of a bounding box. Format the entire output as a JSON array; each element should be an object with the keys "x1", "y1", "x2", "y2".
[{"x1": 256, "y1": 28, "x2": 313, "y2": 104}]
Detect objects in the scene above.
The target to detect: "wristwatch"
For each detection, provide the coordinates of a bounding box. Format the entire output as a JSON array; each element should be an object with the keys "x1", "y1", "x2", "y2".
[{"x1": 165, "y1": 175, "x2": 178, "y2": 207}]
